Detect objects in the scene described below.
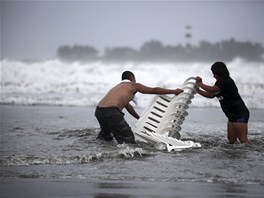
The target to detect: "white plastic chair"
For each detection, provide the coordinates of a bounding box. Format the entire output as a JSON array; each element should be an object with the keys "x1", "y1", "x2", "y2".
[{"x1": 133, "y1": 77, "x2": 201, "y2": 151}]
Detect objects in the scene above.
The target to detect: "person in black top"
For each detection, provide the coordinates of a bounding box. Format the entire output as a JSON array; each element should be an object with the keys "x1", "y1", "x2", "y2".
[{"x1": 196, "y1": 62, "x2": 250, "y2": 144}]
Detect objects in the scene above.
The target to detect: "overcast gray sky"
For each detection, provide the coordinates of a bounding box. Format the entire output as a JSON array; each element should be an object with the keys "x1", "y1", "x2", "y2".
[{"x1": 1, "y1": 0, "x2": 264, "y2": 60}]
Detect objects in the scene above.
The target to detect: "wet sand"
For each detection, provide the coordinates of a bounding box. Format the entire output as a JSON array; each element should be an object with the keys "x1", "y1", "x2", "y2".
[{"x1": 2, "y1": 178, "x2": 263, "y2": 198}]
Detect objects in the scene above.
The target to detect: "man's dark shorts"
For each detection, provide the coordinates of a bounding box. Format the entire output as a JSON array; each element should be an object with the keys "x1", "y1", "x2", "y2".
[{"x1": 95, "y1": 106, "x2": 135, "y2": 144}]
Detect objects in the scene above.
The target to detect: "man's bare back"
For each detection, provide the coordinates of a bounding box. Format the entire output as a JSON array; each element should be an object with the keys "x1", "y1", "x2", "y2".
[
  {"x1": 98, "y1": 81, "x2": 183, "y2": 111},
  {"x1": 98, "y1": 82, "x2": 137, "y2": 111}
]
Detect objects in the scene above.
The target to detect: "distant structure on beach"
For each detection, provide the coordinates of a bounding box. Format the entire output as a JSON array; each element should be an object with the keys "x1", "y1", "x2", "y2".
[
  {"x1": 185, "y1": 24, "x2": 192, "y2": 49},
  {"x1": 57, "y1": 38, "x2": 264, "y2": 63}
]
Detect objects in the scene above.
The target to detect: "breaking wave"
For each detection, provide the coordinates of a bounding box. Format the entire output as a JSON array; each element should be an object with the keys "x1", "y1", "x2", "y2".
[{"x1": 1, "y1": 58, "x2": 264, "y2": 108}]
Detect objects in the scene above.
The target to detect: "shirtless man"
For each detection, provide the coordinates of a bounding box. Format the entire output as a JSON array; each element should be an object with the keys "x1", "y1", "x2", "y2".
[{"x1": 95, "y1": 71, "x2": 183, "y2": 144}]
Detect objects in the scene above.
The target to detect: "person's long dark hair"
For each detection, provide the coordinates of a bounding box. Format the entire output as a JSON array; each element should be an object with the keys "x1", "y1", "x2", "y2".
[{"x1": 211, "y1": 62, "x2": 230, "y2": 79}]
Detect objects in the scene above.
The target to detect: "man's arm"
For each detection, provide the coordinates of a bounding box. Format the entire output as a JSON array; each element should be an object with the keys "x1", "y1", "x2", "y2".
[
  {"x1": 134, "y1": 83, "x2": 183, "y2": 95},
  {"x1": 125, "y1": 103, "x2": 140, "y2": 119}
]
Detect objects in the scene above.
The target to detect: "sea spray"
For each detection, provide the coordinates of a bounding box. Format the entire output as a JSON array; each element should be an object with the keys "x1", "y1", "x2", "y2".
[
  {"x1": 0, "y1": 148, "x2": 149, "y2": 166},
  {"x1": 1, "y1": 58, "x2": 264, "y2": 108},
  {"x1": 117, "y1": 146, "x2": 146, "y2": 158}
]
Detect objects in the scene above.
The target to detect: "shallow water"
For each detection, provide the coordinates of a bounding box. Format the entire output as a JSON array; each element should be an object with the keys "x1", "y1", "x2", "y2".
[{"x1": 1, "y1": 105, "x2": 264, "y2": 197}]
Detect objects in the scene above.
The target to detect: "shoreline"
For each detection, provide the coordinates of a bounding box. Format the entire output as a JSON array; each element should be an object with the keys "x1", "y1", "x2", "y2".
[{"x1": 1, "y1": 103, "x2": 263, "y2": 122}]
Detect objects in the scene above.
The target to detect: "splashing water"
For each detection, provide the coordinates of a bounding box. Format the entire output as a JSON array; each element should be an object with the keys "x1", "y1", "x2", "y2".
[{"x1": 1, "y1": 58, "x2": 264, "y2": 109}]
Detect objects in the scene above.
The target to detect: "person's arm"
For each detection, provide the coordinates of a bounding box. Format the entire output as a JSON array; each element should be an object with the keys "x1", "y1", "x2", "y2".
[
  {"x1": 196, "y1": 87, "x2": 215, "y2": 98},
  {"x1": 134, "y1": 83, "x2": 183, "y2": 95},
  {"x1": 197, "y1": 82, "x2": 220, "y2": 93},
  {"x1": 196, "y1": 76, "x2": 220, "y2": 97},
  {"x1": 125, "y1": 103, "x2": 140, "y2": 119}
]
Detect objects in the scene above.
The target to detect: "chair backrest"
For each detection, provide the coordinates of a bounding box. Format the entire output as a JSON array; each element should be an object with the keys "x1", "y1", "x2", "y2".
[{"x1": 133, "y1": 77, "x2": 197, "y2": 142}]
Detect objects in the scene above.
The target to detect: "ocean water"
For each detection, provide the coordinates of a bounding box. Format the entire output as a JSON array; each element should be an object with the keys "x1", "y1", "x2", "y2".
[
  {"x1": 1, "y1": 59, "x2": 264, "y2": 197},
  {"x1": 1, "y1": 105, "x2": 264, "y2": 197},
  {"x1": 1, "y1": 58, "x2": 264, "y2": 108}
]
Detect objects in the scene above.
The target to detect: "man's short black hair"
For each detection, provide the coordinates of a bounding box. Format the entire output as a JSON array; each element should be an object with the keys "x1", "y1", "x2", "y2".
[{"x1": 122, "y1": 71, "x2": 134, "y2": 80}]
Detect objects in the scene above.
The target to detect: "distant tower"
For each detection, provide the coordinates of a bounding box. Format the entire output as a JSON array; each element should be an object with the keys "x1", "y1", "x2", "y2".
[{"x1": 185, "y1": 25, "x2": 192, "y2": 48}]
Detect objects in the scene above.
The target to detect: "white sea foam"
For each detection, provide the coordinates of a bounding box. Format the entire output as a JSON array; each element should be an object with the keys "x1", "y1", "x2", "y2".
[{"x1": 1, "y1": 58, "x2": 264, "y2": 109}]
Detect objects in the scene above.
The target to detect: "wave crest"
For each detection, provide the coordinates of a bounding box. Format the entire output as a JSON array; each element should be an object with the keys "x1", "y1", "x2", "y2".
[{"x1": 1, "y1": 58, "x2": 264, "y2": 108}]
